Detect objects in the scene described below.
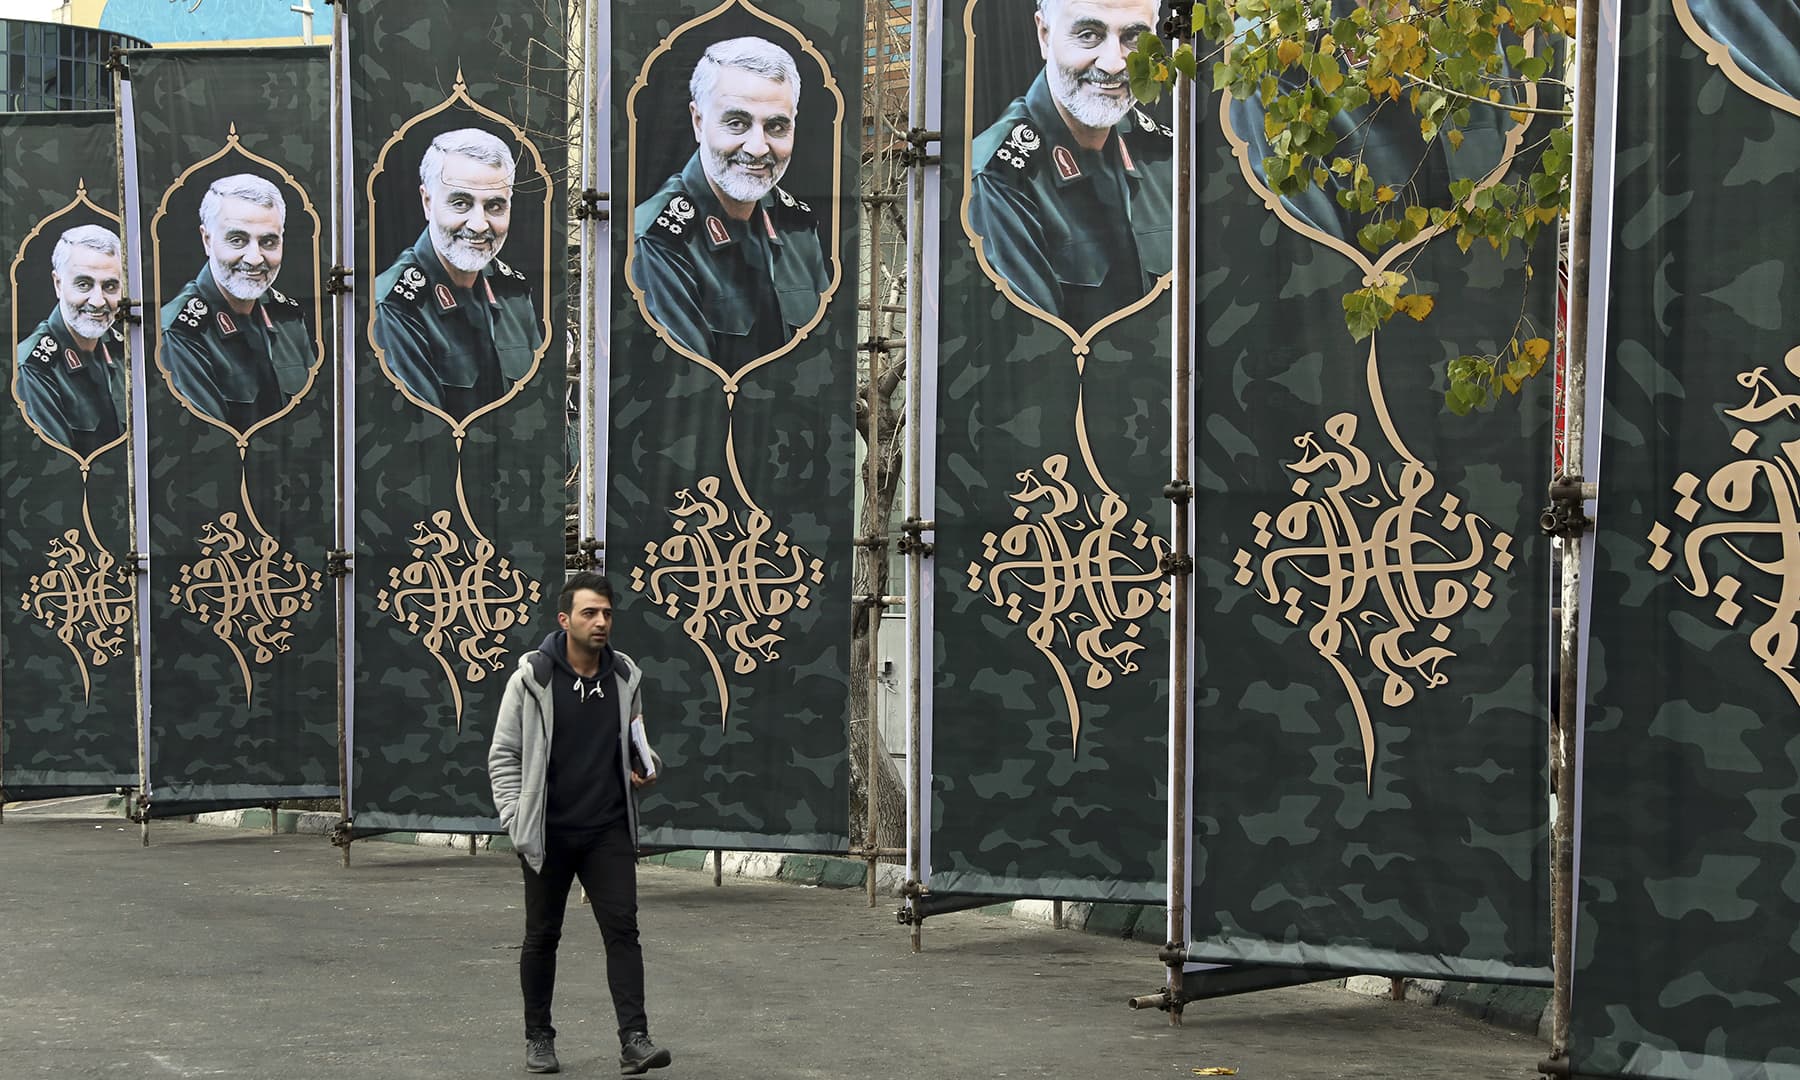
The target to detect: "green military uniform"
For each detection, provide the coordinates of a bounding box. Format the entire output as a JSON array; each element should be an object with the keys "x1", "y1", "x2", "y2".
[
  {"x1": 633, "y1": 151, "x2": 829, "y2": 372},
  {"x1": 160, "y1": 264, "x2": 314, "y2": 430},
  {"x1": 14, "y1": 307, "x2": 127, "y2": 456},
  {"x1": 969, "y1": 72, "x2": 1173, "y2": 331},
  {"x1": 374, "y1": 229, "x2": 540, "y2": 418}
]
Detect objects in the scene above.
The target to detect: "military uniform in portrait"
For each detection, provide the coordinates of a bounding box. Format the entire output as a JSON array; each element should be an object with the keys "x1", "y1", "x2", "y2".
[
  {"x1": 160, "y1": 264, "x2": 313, "y2": 430},
  {"x1": 15, "y1": 308, "x2": 127, "y2": 456},
  {"x1": 374, "y1": 229, "x2": 539, "y2": 417},
  {"x1": 968, "y1": 71, "x2": 1173, "y2": 331},
  {"x1": 633, "y1": 152, "x2": 829, "y2": 369}
]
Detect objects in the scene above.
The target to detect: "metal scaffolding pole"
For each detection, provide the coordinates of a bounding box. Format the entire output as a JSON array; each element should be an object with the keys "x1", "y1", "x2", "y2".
[
  {"x1": 1542, "y1": 0, "x2": 1602, "y2": 1071},
  {"x1": 903, "y1": 0, "x2": 934, "y2": 957}
]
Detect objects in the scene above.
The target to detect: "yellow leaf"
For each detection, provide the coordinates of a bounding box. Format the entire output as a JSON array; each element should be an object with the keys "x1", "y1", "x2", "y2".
[
  {"x1": 1405, "y1": 205, "x2": 1430, "y2": 230},
  {"x1": 1501, "y1": 372, "x2": 1523, "y2": 394},
  {"x1": 1509, "y1": 109, "x2": 1529, "y2": 124},
  {"x1": 1522, "y1": 337, "x2": 1552, "y2": 362},
  {"x1": 1319, "y1": 68, "x2": 1344, "y2": 94},
  {"x1": 1376, "y1": 185, "x2": 1397, "y2": 203},
  {"x1": 1446, "y1": 127, "x2": 1465, "y2": 150},
  {"x1": 1277, "y1": 38, "x2": 1303, "y2": 66},
  {"x1": 1395, "y1": 294, "x2": 1436, "y2": 321}
]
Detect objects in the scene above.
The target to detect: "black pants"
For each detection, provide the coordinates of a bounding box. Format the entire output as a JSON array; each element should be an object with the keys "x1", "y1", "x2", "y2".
[{"x1": 519, "y1": 821, "x2": 646, "y2": 1042}]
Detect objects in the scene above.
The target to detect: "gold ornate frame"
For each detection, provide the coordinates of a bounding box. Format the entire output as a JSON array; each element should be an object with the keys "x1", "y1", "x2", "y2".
[
  {"x1": 1673, "y1": 0, "x2": 1800, "y2": 117},
  {"x1": 8, "y1": 185, "x2": 130, "y2": 470},
  {"x1": 149, "y1": 124, "x2": 327, "y2": 447},
  {"x1": 622, "y1": 0, "x2": 848, "y2": 398},
  {"x1": 364, "y1": 73, "x2": 556, "y2": 436},
  {"x1": 958, "y1": 0, "x2": 1174, "y2": 355},
  {"x1": 1217, "y1": 36, "x2": 1539, "y2": 282}
]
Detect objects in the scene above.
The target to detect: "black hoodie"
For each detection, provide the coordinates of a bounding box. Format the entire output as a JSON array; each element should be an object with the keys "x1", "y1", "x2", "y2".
[{"x1": 540, "y1": 630, "x2": 628, "y2": 834}]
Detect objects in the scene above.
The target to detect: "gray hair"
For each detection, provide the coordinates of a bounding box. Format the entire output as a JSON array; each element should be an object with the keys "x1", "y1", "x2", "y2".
[
  {"x1": 689, "y1": 36, "x2": 801, "y2": 111},
  {"x1": 419, "y1": 128, "x2": 517, "y2": 191},
  {"x1": 51, "y1": 224, "x2": 121, "y2": 277},
  {"x1": 199, "y1": 173, "x2": 287, "y2": 233}
]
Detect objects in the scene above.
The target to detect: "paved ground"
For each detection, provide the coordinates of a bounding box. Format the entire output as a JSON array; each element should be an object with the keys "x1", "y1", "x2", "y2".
[{"x1": 0, "y1": 802, "x2": 1546, "y2": 1079}]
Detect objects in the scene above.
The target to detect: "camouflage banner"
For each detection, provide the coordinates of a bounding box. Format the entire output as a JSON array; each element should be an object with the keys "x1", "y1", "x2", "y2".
[
  {"x1": 347, "y1": 0, "x2": 568, "y2": 833},
  {"x1": 1571, "y1": 2, "x2": 1800, "y2": 1075},
  {"x1": 1184, "y1": 23, "x2": 1555, "y2": 977},
  {"x1": 926, "y1": 0, "x2": 1174, "y2": 903},
  {"x1": 0, "y1": 112, "x2": 138, "y2": 800},
  {"x1": 609, "y1": 0, "x2": 857, "y2": 853},
  {"x1": 124, "y1": 48, "x2": 338, "y2": 808}
]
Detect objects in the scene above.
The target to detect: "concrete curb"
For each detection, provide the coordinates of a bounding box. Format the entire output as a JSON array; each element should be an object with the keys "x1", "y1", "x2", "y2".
[{"x1": 179, "y1": 809, "x2": 1550, "y2": 1037}]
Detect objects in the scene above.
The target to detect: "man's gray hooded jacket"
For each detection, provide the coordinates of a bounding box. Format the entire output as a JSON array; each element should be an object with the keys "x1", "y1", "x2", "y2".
[{"x1": 487, "y1": 637, "x2": 658, "y2": 872}]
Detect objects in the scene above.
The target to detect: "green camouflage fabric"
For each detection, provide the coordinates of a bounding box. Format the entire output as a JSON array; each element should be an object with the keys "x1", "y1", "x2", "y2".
[
  {"x1": 0, "y1": 113, "x2": 138, "y2": 799},
  {"x1": 129, "y1": 49, "x2": 339, "y2": 807},
  {"x1": 1571, "y1": 2, "x2": 1800, "y2": 1076},
  {"x1": 927, "y1": 1, "x2": 1173, "y2": 904},
  {"x1": 349, "y1": 1, "x2": 569, "y2": 833},
  {"x1": 1185, "y1": 52, "x2": 1556, "y2": 975},
  {"x1": 610, "y1": 1, "x2": 856, "y2": 853}
]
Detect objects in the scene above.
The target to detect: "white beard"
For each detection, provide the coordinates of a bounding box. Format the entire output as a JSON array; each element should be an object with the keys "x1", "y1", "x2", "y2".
[
  {"x1": 1049, "y1": 64, "x2": 1135, "y2": 132},
  {"x1": 703, "y1": 147, "x2": 789, "y2": 205},
  {"x1": 61, "y1": 301, "x2": 114, "y2": 342},
  {"x1": 213, "y1": 258, "x2": 275, "y2": 303},
  {"x1": 431, "y1": 224, "x2": 501, "y2": 274}
]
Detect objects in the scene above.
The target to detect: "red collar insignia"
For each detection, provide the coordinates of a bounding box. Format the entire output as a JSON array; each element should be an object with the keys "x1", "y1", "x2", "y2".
[
  {"x1": 706, "y1": 215, "x2": 730, "y2": 246},
  {"x1": 435, "y1": 283, "x2": 457, "y2": 311},
  {"x1": 1053, "y1": 145, "x2": 1081, "y2": 181},
  {"x1": 63, "y1": 348, "x2": 83, "y2": 371},
  {"x1": 215, "y1": 310, "x2": 238, "y2": 336}
]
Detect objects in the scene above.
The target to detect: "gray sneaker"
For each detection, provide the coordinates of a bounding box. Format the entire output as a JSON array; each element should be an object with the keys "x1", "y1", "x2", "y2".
[
  {"x1": 526, "y1": 1032, "x2": 560, "y2": 1074},
  {"x1": 619, "y1": 1030, "x2": 671, "y2": 1075}
]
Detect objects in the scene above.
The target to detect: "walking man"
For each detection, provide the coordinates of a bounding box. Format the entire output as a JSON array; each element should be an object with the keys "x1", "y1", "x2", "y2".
[{"x1": 488, "y1": 572, "x2": 673, "y2": 1075}]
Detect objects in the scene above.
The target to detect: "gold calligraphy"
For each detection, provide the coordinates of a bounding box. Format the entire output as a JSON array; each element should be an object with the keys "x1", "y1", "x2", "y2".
[
  {"x1": 965, "y1": 453, "x2": 1172, "y2": 751},
  {"x1": 1232, "y1": 407, "x2": 1513, "y2": 792},
  {"x1": 20, "y1": 527, "x2": 134, "y2": 702},
  {"x1": 631, "y1": 474, "x2": 825, "y2": 726},
  {"x1": 1649, "y1": 345, "x2": 1800, "y2": 705},
  {"x1": 171, "y1": 511, "x2": 322, "y2": 703},
  {"x1": 379, "y1": 508, "x2": 541, "y2": 729}
]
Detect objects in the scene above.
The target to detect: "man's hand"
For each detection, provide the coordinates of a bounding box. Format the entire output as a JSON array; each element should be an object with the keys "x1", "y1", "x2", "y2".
[{"x1": 630, "y1": 770, "x2": 656, "y2": 790}]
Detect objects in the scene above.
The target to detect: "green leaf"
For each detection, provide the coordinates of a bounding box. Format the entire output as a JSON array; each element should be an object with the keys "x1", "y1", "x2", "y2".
[{"x1": 1173, "y1": 43, "x2": 1198, "y2": 81}]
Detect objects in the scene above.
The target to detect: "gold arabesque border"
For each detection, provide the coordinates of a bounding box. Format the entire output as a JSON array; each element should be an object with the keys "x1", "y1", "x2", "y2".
[
  {"x1": 958, "y1": 0, "x2": 1174, "y2": 355},
  {"x1": 8, "y1": 185, "x2": 129, "y2": 472},
  {"x1": 364, "y1": 72, "x2": 556, "y2": 436},
  {"x1": 1217, "y1": 33, "x2": 1540, "y2": 283},
  {"x1": 149, "y1": 124, "x2": 327, "y2": 449},
  {"x1": 622, "y1": 0, "x2": 848, "y2": 398},
  {"x1": 1672, "y1": 0, "x2": 1800, "y2": 118}
]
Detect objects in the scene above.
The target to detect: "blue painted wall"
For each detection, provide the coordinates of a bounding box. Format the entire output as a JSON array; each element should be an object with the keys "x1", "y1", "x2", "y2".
[{"x1": 95, "y1": 0, "x2": 310, "y2": 44}]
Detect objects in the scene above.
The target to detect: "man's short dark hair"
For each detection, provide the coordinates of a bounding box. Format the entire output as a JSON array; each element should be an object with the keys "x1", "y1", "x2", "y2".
[{"x1": 559, "y1": 571, "x2": 614, "y2": 614}]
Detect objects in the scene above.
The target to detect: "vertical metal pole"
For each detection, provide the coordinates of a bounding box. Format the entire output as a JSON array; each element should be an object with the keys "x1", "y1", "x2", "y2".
[
  {"x1": 1162, "y1": 31, "x2": 1196, "y2": 1028},
  {"x1": 861, "y1": 0, "x2": 889, "y2": 912},
  {"x1": 331, "y1": 0, "x2": 356, "y2": 870},
  {"x1": 1548, "y1": 0, "x2": 1601, "y2": 1066},
  {"x1": 904, "y1": 0, "x2": 932, "y2": 956},
  {"x1": 713, "y1": 849, "x2": 723, "y2": 887},
  {"x1": 579, "y1": 0, "x2": 602, "y2": 561},
  {"x1": 117, "y1": 58, "x2": 153, "y2": 849}
]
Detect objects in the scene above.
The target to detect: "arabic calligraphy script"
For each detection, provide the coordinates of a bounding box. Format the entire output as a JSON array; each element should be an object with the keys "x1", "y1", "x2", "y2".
[
  {"x1": 21, "y1": 528, "x2": 135, "y2": 700},
  {"x1": 1649, "y1": 348, "x2": 1800, "y2": 706},
  {"x1": 172, "y1": 511, "x2": 322, "y2": 702},
  {"x1": 379, "y1": 508, "x2": 541, "y2": 728},
  {"x1": 965, "y1": 453, "x2": 1171, "y2": 751},
  {"x1": 631, "y1": 475, "x2": 825, "y2": 726},
  {"x1": 1232, "y1": 413, "x2": 1512, "y2": 791}
]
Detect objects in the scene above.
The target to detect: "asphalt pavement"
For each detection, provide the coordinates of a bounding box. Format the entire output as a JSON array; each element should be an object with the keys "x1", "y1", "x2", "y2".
[{"x1": 0, "y1": 801, "x2": 1545, "y2": 1079}]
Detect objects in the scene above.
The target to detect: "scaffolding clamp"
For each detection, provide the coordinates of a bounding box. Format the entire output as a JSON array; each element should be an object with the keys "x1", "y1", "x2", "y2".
[
  {"x1": 324, "y1": 549, "x2": 353, "y2": 578},
  {"x1": 106, "y1": 49, "x2": 130, "y2": 78},
  {"x1": 1161, "y1": 5, "x2": 1195, "y2": 38},
  {"x1": 1159, "y1": 552, "x2": 1193, "y2": 578},
  {"x1": 117, "y1": 300, "x2": 143, "y2": 326},
  {"x1": 1539, "y1": 474, "x2": 1594, "y2": 539},
  {"x1": 575, "y1": 189, "x2": 609, "y2": 221},
  {"x1": 578, "y1": 538, "x2": 603, "y2": 569},
  {"x1": 899, "y1": 128, "x2": 942, "y2": 168},
  {"x1": 326, "y1": 266, "x2": 354, "y2": 296},
  {"x1": 897, "y1": 516, "x2": 935, "y2": 558},
  {"x1": 1162, "y1": 479, "x2": 1193, "y2": 505},
  {"x1": 329, "y1": 819, "x2": 354, "y2": 848},
  {"x1": 125, "y1": 550, "x2": 147, "y2": 575},
  {"x1": 852, "y1": 534, "x2": 889, "y2": 551}
]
